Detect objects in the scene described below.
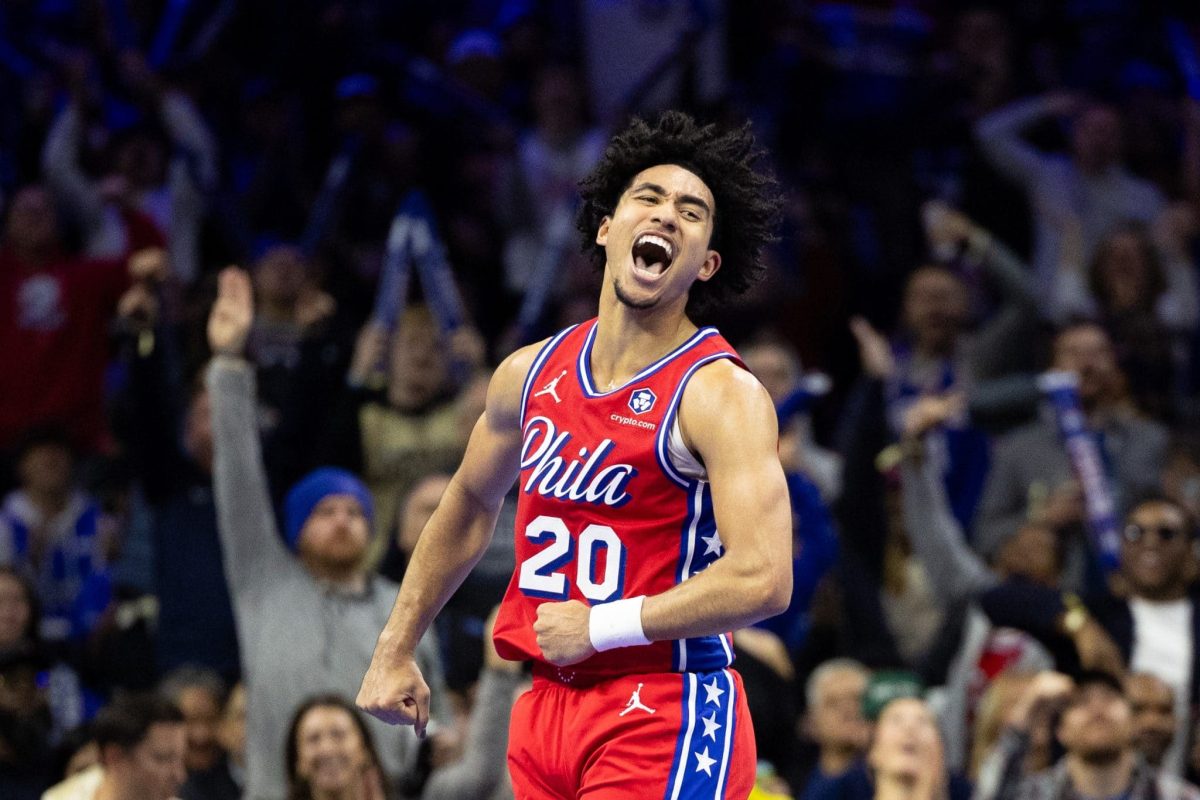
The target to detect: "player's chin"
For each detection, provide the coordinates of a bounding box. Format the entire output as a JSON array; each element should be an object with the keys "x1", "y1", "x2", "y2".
[{"x1": 613, "y1": 278, "x2": 660, "y2": 310}]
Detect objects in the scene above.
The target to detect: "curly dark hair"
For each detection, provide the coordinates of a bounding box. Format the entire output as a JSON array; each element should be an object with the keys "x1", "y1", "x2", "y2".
[{"x1": 576, "y1": 110, "x2": 782, "y2": 317}]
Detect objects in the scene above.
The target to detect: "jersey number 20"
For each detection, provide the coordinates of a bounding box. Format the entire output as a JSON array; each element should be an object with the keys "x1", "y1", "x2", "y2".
[{"x1": 518, "y1": 515, "x2": 626, "y2": 602}]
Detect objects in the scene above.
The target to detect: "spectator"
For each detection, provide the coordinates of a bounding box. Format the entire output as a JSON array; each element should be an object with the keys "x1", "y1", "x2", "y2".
[
  {"x1": 1051, "y1": 220, "x2": 1197, "y2": 419},
  {"x1": 0, "y1": 644, "x2": 53, "y2": 800},
  {"x1": 41, "y1": 51, "x2": 217, "y2": 285},
  {"x1": 246, "y1": 244, "x2": 338, "y2": 441},
  {"x1": 496, "y1": 63, "x2": 604, "y2": 302},
  {"x1": 0, "y1": 185, "x2": 167, "y2": 452},
  {"x1": 0, "y1": 428, "x2": 111, "y2": 643},
  {"x1": 322, "y1": 308, "x2": 483, "y2": 568},
  {"x1": 974, "y1": 321, "x2": 1168, "y2": 582},
  {"x1": 806, "y1": 671, "x2": 971, "y2": 800},
  {"x1": 978, "y1": 495, "x2": 1199, "y2": 775},
  {"x1": 1128, "y1": 672, "x2": 1177, "y2": 770},
  {"x1": 0, "y1": 565, "x2": 86, "y2": 747},
  {"x1": 868, "y1": 697, "x2": 953, "y2": 800},
  {"x1": 975, "y1": 671, "x2": 1200, "y2": 800},
  {"x1": 284, "y1": 695, "x2": 387, "y2": 800},
  {"x1": 206, "y1": 268, "x2": 445, "y2": 799},
  {"x1": 115, "y1": 291, "x2": 239, "y2": 679},
  {"x1": 158, "y1": 666, "x2": 229, "y2": 800},
  {"x1": 975, "y1": 93, "x2": 1165, "y2": 308},
  {"x1": 899, "y1": 395, "x2": 1062, "y2": 768},
  {"x1": 798, "y1": 659, "x2": 872, "y2": 800},
  {"x1": 743, "y1": 335, "x2": 842, "y2": 501},
  {"x1": 41, "y1": 693, "x2": 186, "y2": 800}
]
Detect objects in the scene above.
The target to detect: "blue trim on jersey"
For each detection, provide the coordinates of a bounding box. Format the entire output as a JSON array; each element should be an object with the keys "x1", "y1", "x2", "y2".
[
  {"x1": 577, "y1": 323, "x2": 720, "y2": 399},
  {"x1": 654, "y1": 352, "x2": 737, "y2": 489},
  {"x1": 664, "y1": 673, "x2": 698, "y2": 800},
  {"x1": 665, "y1": 669, "x2": 738, "y2": 800},
  {"x1": 519, "y1": 324, "x2": 579, "y2": 430},
  {"x1": 672, "y1": 482, "x2": 733, "y2": 674}
]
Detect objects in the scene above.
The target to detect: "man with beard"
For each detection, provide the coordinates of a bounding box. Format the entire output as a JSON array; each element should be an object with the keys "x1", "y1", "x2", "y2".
[
  {"x1": 979, "y1": 496, "x2": 1199, "y2": 776},
  {"x1": 976, "y1": 671, "x2": 1200, "y2": 800},
  {"x1": 975, "y1": 321, "x2": 1168, "y2": 586},
  {"x1": 204, "y1": 270, "x2": 447, "y2": 800}
]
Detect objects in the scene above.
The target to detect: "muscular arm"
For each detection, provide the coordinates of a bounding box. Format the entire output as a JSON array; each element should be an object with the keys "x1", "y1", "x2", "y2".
[
  {"x1": 358, "y1": 345, "x2": 534, "y2": 730},
  {"x1": 532, "y1": 360, "x2": 793, "y2": 664},
  {"x1": 640, "y1": 361, "x2": 793, "y2": 639}
]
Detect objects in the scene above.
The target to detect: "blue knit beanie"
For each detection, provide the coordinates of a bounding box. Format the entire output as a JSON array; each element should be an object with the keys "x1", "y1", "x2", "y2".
[{"x1": 283, "y1": 467, "x2": 374, "y2": 552}]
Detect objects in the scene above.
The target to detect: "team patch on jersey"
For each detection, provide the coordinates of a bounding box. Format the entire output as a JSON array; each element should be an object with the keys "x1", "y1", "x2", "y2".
[{"x1": 628, "y1": 387, "x2": 657, "y2": 415}]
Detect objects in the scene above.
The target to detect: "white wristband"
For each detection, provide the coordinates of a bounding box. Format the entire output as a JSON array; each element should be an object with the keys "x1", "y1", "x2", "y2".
[{"x1": 588, "y1": 596, "x2": 651, "y2": 652}]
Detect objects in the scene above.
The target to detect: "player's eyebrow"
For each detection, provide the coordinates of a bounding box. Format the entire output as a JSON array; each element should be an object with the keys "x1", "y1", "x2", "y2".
[{"x1": 629, "y1": 182, "x2": 712, "y2": 217}]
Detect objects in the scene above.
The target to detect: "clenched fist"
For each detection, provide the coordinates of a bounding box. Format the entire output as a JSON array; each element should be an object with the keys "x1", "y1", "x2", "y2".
[
  {"x1": 534, "y1": 600, "x2": 595, "y2": 666},
  {"x1": 357, "y1": 654, "x2": 432, "y2": 738}
]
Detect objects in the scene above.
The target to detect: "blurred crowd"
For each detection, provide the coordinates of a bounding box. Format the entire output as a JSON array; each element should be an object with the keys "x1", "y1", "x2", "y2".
[{"x1": 6, "y1": 0, "x2": 1200, "y2": 799}]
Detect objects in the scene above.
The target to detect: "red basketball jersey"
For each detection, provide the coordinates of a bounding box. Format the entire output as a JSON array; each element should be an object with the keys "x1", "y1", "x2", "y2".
[{"x1": 493, "y1": 318, "x2": 746, "y2": 679}]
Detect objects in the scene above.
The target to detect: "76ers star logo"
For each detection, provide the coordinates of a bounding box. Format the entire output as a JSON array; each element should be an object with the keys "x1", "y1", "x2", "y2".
[{"x1": 628, "y1": 387, "x2": 656, "y2": 415}]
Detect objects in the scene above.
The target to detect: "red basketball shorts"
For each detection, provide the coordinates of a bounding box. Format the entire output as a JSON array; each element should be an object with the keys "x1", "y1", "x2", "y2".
[{"x1": 508, "y1": 667, "x2": 756, "y2": 799}]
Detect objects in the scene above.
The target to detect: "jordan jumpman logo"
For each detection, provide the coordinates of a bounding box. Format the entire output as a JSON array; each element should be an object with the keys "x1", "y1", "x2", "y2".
[
  {"x1": 619, "y1": 683, "x2": 657, "y2": 716},
  {"x1": 534, "y1": 369, "x2": 567, "y2": 403}
]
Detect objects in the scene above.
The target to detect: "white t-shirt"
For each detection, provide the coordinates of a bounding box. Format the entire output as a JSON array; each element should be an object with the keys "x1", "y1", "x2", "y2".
[{"x1": 1130, "y1": 596, "x2": 1193, "y2": 777}]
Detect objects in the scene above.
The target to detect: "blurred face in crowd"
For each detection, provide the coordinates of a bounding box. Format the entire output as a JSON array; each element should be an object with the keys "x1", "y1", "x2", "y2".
[
  {"x1": 0, "y1": 571, "x2": 33, "y2": 648},
  {"x1": 868, "y1": 699, "x2": 941, "y2": 785},
  {"x1": 293, "y1": 704, "x2": 374, "y2": 796},
  {"x1": 4, "y1": 185, "x2": 58, "y2": 257},
  {"x1": 1057, "y1": 681, "x2": 1133, "y2": 763},
  {"x1": 388, "y1": 310, "x2": 448, "y2": 411},
  {"x1": 184, "y1": 390, "x2": 214, "y2": 473},
  {"x1": 994, "y1": 524, "x2": 1060, "y2": 587},
  {"x1": 18, "y1": 441, "x2": 74, "y2": 497},
  {"x1": 253, "y1": 245, "x2": 307, "y2": 312},
  {"x1": 175, "y1": 686, "x2": 224, "y2": 772},
  {"x1": 105, "y1": 721, "x2": 187, "y2": 800},
  {"x1": 218, "y1": 684, "x2": 247, "y2": 767},
  {"x1": 744, "y1": 342, "x2": 801, "y2": 407},
  {"x1": 398, "y1": 474, "x2": 451, "y2": 558},
  {"x1": 1052, "y1": 324, "x2": 1122, "y2": 407},
  {"x1": 1126, "y1": 673, "x2": 1175, "y2": 767},
  {"x1": 1092, "y1": 229, "x2": 1159, "y2": 314},
  {"x1": 1121, "y1": 501, "x2": 1193, "y2": 601},
  {"x1": 298, "y1": 495, "x2": 371, "y2": 574},
  {"x1": 1073, "y1": 105, "x2": 1124, "y2": 174},
  {"x1": 808, "y1": 666, "x2": 871, "y2": 756},
  {"x1": 116, "y1": 134, "x2": 168, "y2": 191},
  {"x1": 902, "y1": 266, "x2": 967, "y2": 357}
]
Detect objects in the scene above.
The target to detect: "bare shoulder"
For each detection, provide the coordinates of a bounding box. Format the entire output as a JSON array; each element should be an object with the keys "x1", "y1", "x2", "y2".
[
  {"x1": 678, "y1": 359, "x2": 778, "y2": 456},
  {"x1": 485, "y1": 339, "x2": 549, "y2": 431}
]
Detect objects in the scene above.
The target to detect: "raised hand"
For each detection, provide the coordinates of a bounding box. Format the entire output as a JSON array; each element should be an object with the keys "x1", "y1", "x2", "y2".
[
  {"x1": 207, "y1": 267, "x2": 254, "y2": 357},
  {"x1": 849, "y1": 316, "x2": 895, "y2": 380}
]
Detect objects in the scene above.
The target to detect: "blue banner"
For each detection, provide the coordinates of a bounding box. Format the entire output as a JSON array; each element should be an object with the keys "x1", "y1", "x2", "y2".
[{"x1": 1037, "y1": 371, "x2": 1121, "y2": 574}]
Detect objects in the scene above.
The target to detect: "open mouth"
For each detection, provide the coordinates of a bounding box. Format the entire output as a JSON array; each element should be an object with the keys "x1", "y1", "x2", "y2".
[{"x1": 631, "y1": 233, "x2": 675, "y2": 279}]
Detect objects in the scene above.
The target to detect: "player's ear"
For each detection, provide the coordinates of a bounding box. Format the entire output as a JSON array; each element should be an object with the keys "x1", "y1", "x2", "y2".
[
  {"x1": 596, "y1": 216, "x2": 611, "y2": 246},
  {"x1": 697, "y1": 250, "x2": 721, "y2": 282}
]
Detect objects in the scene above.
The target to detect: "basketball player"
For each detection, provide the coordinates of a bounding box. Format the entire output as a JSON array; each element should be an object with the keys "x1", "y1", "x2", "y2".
[{"x1": 358, "y1": 111, "x2": 791, "y2": 798}]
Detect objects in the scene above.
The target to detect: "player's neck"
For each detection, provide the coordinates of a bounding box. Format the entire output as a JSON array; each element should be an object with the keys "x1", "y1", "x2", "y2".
[{"x1": 591, "y1": 299, "x2": 697, "y2": 391}]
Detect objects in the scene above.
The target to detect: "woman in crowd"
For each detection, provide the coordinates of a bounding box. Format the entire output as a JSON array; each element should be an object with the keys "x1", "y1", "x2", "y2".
[{"x1": 285, "y1": 695, "x2": 388, "y2": 800}]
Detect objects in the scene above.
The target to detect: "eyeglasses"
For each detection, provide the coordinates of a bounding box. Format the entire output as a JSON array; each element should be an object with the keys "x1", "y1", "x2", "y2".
[{"x1": 1123, "y1": 523, "x2": 1188, "y2": 544}]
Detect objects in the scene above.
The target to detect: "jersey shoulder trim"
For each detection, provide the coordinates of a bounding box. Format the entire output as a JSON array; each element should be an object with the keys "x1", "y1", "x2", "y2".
[{"x1": 518, "y1": 324, "x2": 579, "y2": 429}]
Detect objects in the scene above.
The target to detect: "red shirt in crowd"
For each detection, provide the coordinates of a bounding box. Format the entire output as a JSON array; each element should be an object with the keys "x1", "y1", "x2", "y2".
[{"x1": 0, "y1": 248, "x2": 132, "y2": 452}]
